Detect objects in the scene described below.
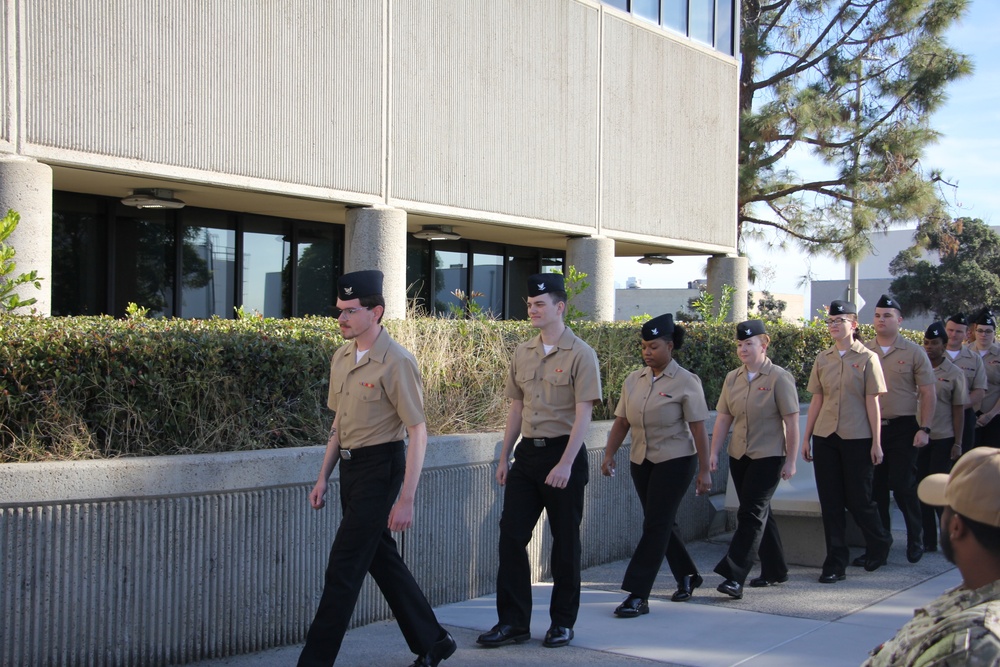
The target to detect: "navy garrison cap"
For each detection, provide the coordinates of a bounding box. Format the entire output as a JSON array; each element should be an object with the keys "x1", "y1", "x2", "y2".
[
  {"x1": 736, "y1": 320, "x2": 767, "y2": 341},
  {"x1": 948, "y1": 313, "x2": 969, "y2": 326},
  {"x1": 337, "y1": 270, "x2": 383, "y2": 300},
  {"x1": 642, "y1": 313, "x2": 675, "y2": 341},
  {"x1": 975, "y1": 310, "x2": 996, "y2": 328},
  {"x1": 924, "y1": 322, "x2": 948, "y2": 343},
  {"x1": 876, "y1": 294, "x2": 900, "y2": 310},
  {"x1": 829, "y1": 300, "x2": 857, "y2": 316},
  {"x1": 527, "y1": 273, "x2": 565, "y2": 297}
]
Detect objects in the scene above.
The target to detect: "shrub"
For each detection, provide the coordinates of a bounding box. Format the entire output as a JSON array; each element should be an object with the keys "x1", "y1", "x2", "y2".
[{"x1": 0, "y1": 315, "x2": 922, "y2": 462}]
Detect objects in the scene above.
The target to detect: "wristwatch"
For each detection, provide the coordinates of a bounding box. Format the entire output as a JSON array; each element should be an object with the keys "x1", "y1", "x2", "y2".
[{"x1": 919, "y1": 426, "x2": 931, "y2": 435}]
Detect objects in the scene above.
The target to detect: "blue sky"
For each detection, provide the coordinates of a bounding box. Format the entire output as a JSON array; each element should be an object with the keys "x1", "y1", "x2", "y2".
[{"x1": 615, "y1": 0, "x2": 1000, "y2": 303}]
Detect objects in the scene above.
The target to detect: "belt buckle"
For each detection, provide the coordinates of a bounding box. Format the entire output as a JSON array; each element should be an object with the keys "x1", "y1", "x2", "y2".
[
  {"x1": 531, "y1": 438, "x2": 546, "y2": 448},
  {"x1": 340, "y1": 449, "x2": 352, "y2": 460}
]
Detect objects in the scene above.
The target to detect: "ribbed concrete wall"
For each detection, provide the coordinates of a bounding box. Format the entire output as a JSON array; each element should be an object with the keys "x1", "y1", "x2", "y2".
[
  {"x1": 600, "y1": 15, "x2": 738, "y2": 247},
  {"x1": 0, "y1": 421, "x2": 726, "y2": 666},
  {"x1": 1, "y1": 0, "x2": 10, "y2": 149},
  {"x1": 19, "y1": 0, "x2": 383, "y2": 195}
]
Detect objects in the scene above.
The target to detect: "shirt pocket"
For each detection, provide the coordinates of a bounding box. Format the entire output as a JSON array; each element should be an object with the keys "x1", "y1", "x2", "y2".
[
  {"x1": 542, "y1": 369, "x2": 573, "y2": 405},
  {"x1": 347, "y1": 381, "x2": 383, "y2": 421}
]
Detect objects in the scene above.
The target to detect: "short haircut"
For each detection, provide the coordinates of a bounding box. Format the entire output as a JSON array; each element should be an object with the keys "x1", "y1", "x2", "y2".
[
  {"x1": 359, "y1": 294, "x2": 386, "y2": 323},
  {"x1": 959, "y1": 512, "x2": 1000, "y2": 557},
  {"x1": 547, "y1": 290, "x2": 568, "y2": 305}
]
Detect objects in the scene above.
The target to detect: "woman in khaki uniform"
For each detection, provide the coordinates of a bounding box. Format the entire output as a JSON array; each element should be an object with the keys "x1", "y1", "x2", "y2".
[
  {"x1": 709, "y1": 321, "x2": 800, "y2": 599},
  {"x1": 917, "y1": 322, "x2": 967, "y2": 552},
  {"x1": 801, "y1": 300, "x2": 892, "y2": 583},
  {"x1": 601, "y1": 313, "x2": 712, "y2": 617},
  {"x1": 972, "y1": 311, "x2": 1000, "y2": 448}
]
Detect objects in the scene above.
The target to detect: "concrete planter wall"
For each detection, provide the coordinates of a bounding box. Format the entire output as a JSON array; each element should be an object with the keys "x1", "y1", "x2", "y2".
[{"x1": 1, "y1": 419, "x2": 726, "y2": 666}]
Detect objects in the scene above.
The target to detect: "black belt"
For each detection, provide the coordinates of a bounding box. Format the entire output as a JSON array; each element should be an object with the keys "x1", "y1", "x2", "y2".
[
  {"x1": 881, "y1": 415, "x2": 916, "y2": 426},
  {"x1": 520, "y1": 435, "x2": 570, "y2": 448},
  {"x1": 340, "y1": 440, "x2": 404, "y2": 461}
]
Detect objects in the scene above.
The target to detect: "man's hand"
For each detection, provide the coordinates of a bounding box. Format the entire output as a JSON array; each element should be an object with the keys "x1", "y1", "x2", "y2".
[
  {"x1": 388, "y1": 498, "x2": 415, "y2": 532},
  {"x1": 496, "y1": 459, "x2": 509, "y2": 486},
  {"x1": 781, "y1": 459, "x2": 797, "y2": 481},
  {"x1": 871, "y1": 443, "x2": 884, "y2": 465},
  {"x1": 695, "y1": 469, "x2": 712, "y2": 496},
  {"x1": 309, "y1": 480, "x2": 328, "y2": 510},
  {"x1": 913, "y1": 430, "x2": 930, "y2": 448},
  {"x1": 600, "y1": 454, "x2": 616, "y2": 477},
  {"x1": 545, "y1": 462, "x2": 573, "y2": 488},
  {"x1": 802, "y1": 439, "x2": 813, "y2": 462}
]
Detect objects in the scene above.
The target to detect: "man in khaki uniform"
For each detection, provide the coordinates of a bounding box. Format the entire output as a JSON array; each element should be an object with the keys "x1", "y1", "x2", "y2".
[
  {"x1": 477, "y1": 273, "x2": 601, "y2": 650},
  {"x1": 918, "y1": 322, "x2": 968, "y2": 552},
  {"x1": 299, "y1": 270, "x2": 454, "y2": 667},
  {"x1": 946, "y1": 313, "x2": 987, "y2": 454},
  {"x1": 864, "y1": 447, "x2": 1000, "y2": 666},
  {"x1": 972, "y1": 310, "x2": 1000, "y2": 448},
  {"x1": 863, "y1": 295, "x2": 936, "y2": 564}
]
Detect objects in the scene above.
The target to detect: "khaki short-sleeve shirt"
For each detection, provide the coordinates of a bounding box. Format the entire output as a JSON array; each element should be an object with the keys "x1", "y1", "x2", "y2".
[
  {"x1": 807, "y1": 339, "x2": 887, "y2": 439},
  {"x1": 505, "y1": 327, "x2": 602, "y2": 438},
  {"x1": 951, "y1": 347, "x2": 988, "y2": 402},
  {"x1": 327, "y1": 327, "x2": 425, "y2": 449},
  {"x1": 716, "y1": 357, "x2": 799, "y2": 459},
  {"x1": 614, "y1": 359, "x2": 709, "y2": 465},
  {"x1": 866, "y1": 336, "x2": 936, "y2": 419},
  {"x1": 975, "y1": 343, "x2": 1000, "y2": 414},
  {"x1": 929, "y1": 357, "x2": 969, "y2": 439}
]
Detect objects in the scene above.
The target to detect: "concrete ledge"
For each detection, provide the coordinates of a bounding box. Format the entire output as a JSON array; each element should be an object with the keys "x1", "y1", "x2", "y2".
[{"x1": 1, "y1": 417, "x2": 727, "y2": 667}]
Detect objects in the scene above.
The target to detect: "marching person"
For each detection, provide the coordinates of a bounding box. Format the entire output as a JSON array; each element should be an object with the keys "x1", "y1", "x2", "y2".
[
  {"x1": 801, "y1": 300, "x2": 893, "y2": 583},
  {"x1": 709, "y1": 320, "x2": 800, "y2": 599},
  {"x1": 916, "y1": 322, "x2": 967, "y2": 552},
  {"x1": 863, "y1": 447, "x2": 1000, "y2": 666},
  {"x1": 862, "y1": 295, "x2": 936, "y2": 565},
  {"x1": 477, "y1": 273, "x2": 602, "y2": 650},
  {"x1": 972, "y1": 310, "x2": 1000, "y2": 448},
  {"x1": 601, "y1": 313, "x2": 712, "y2": 615},
  {"x1": 945, "y1": 313, "x2": 987, "y2": 454},
  {"x1": 299, "y1": 270, "x2": 455, "y2": 667}
]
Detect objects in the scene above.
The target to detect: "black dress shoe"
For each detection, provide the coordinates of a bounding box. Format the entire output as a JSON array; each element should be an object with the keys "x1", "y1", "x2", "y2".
[
  {"x1": 749, "y1": 574, "x2": 788, "y2": 588},
  {"x1": 614, "y1": 595, "x2": 649, "y2": 618},
  {"x1": 907, "y1": 543, "x2": 924, "y2": 563},
  {"x1": 864, "y1": 555, "x2": 888, "y2": 572},
  {"x1": 476, "y1": 624, "x2": 530, "y2": 647},
  {"x1": 851, "y1": 554, "x2": 868, "y2": 567},
  {"x1": 671, "y1": 574, "x2": 703, "y2": 602},
  {"x1": 818, "y1": 572, "x2": 846, "y2": 584},
  {"x1": 716, "y1": 579, "x2": 743, "y2": 599},
  {"x1": 411, "y1": 631, "x2": 457, "y2": 666},
  {"x1": 924, "y1": 542, "x2": 938, "y2": 553},
  {"x1": 543, "y1": 625, "x2": 573, "y2": 648}
]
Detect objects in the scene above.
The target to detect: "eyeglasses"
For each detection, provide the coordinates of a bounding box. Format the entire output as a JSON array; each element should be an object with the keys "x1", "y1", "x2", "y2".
[
  {"x1": 825, "y1": 318, "x2": 850, "y2": 326},
  {"x1": 333, "y1": 307, "x2": 371, "y2": 319}
]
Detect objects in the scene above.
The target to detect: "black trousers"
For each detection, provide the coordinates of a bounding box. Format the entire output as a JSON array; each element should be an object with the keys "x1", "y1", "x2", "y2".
[
  {"x1": 714, "y1": 455, "x2": 787, "y2": 584},
  {"x1": 298, "y1": 442, "x2": 442, "y2": 667},
  {"x1": 812, "y1": 434, "x2": 892, "y2": 575},
  {"x1": 916, "y1": 437, "x2": 955, "y2": 551},
  {"x1": 975, "y1": 411, "x2": 1000, "y2": 448},
  {"x1": 496, "y1": 438, "x2": 588, "y2": 629},
  {"x1": 621, "y1": 454, "x2": 698, "y2": 598},
  {"x1": 872, "y1": 416, "x2": 922, "y2": 547},
  {"x1": 961, "y1": 407, "x2": 977, "y2": 454}
]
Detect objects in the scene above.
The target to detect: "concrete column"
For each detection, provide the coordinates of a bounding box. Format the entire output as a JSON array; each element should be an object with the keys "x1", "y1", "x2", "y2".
[
  {"x1": 344, "y1": 205, "x2": 407, "y2": 320},
  {"x1": 0, "y1": 155, "x2": 53, "y2": 315},
  {"x1": 566, "y1": 235, "x2": 615, "y2": 322},
  {"x1": 707, "y1": 255, "x2": 748, "y2": 323}
]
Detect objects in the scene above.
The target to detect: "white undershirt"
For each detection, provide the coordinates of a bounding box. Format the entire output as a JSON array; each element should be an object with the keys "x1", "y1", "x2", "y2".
[
  {"x1": 839, "y1": 349, "x2": 847, "y2": 357},
  {"x1": 747, "y1": 371, "x2": 757, "y2": 381},
  {"x1": 356, "y1": 349, "x2": 369, "y2": 363},
  {"x1": 880, "y1": 345, "x2": 892, "y2": 355},
  {"x1": 947, "y1": 349, "x2": 960, "y2": 360},
  {"x1": 543, "y1": 344, "x2": 555, "y2": 355},
  {"x1": 980, "y1": 349, "x2": 988, "y2": 357}
]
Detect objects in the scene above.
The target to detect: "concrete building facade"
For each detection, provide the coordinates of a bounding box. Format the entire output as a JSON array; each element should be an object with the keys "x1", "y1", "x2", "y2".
[{"x1": 1, "y1": 0, "x2": 741, "y2": 320}]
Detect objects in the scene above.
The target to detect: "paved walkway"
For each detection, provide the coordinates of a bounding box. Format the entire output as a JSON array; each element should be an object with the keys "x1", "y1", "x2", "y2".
[{"x1": 184, "y1": 525, "x2": 959, "y2": 667}]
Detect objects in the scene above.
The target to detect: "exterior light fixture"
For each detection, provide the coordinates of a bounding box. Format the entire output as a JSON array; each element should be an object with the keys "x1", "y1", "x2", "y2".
[
  {"x1": 121, "y1": 188, "x2": 186, "y2": 210},
  {"x1": 412, "y1": 225, "x2": 461, "y2": 241},
  {"x1": 637, "y1": 254, "x2": 673, "y2": 265}
]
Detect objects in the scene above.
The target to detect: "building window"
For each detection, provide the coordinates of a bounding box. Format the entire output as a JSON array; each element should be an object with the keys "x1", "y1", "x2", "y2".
[
  {"x1": 180, "y1": 209, "x2": 236, "y2": 319},
  {"x1": 602, "y1": 0, "x2": 736, "y2": 56},
  {"x1": 407, "y1": 237, "x2": 565, "y2": 319},
  {"x1": 51, "y1": 192, "x2": 108, "y2": 317}
]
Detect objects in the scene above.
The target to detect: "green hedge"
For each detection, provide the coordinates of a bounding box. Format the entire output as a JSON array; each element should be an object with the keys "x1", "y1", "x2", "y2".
[{"x1": 0, "y1": 315, "x2": 921, "y2": 462}]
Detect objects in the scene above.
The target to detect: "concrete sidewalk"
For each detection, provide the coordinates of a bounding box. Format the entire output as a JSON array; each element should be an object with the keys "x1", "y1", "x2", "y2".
[{"x1": 183, "y1": 522, "x2": 959, "y2": 667}]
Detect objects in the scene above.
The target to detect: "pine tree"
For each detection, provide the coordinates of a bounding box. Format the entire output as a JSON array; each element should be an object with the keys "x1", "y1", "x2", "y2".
[{"x1": 739, "y1": 0, "x2": 972, "y2": 262}]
